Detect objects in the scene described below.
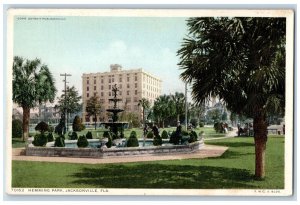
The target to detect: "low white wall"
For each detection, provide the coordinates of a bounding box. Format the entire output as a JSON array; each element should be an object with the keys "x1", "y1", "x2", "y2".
[{"x1": 26, "y1": 140, "x2": 204, "y2": 158}]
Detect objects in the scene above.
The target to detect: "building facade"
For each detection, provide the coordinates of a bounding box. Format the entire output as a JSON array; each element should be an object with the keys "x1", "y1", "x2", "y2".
[{"x1": 82, "y1": 64, "x2": 162, "y2": 123}]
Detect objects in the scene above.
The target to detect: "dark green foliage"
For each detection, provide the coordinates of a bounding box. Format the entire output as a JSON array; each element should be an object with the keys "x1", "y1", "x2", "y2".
[
  {"x1": 77, "y1": 135, "x2": 89, "y2": 148},
  {"x1": 199, "y1": 122, "x2": 204, "y2": 127},
  {"x1": 86, "y1": 131, "x2": 93, "y2": 139},
  {"x1": 147, "y1": 131, "x2": 154, "y2": 138},
  {"x1": 161, "y1": 130, "x2": 169, "y2": 139},
  {"x1": 190, "y1": 118, "x2": 198, "y2": 128},
  {"x1": 35, "y1": 121, "x2": 49, "y2": 133},
  {"x1": 12, "y1": 119, "x2": 22, "y2": 138},
  {"x1": 181, "y1": 130, "x2": 189, "y2": 136},
  {"x1": 48, "y1": 125, "x2": 54, "y2": 133},
  {"x1": 32, "y1": 133, "x2": 48, "y2": 146},
  {"x1": 55, "y1": 118, "x2": 66, "y2": 135},
  {"x1": 54, "y1": 135, "x2": 65, "y2": 147},
  {"x1": 153, "y1": 134, "x2": 162, "y2": 146},
  {"x1": 214, "y1": 122, "x2": 224, "y2": 133},
  {"x1": 188, "y1": 131, "x2": 198, "y2": 143},
  {"x1": 119, "y1": 132, "x2": 125, "y2": 138},
  {"x1": 126, "y1": 131, "x2": 139, "y2": 147},
  {"x1": 106, "y1": 136, "x2": 112, "y2": 148},
  {"x1": 169, "y1": 131, "x2": 181, "y2": 145},
  {"x1": 103, "y1": 131, "x2": 110, "y2": 138},
  {"x1": 72, "y1": 115, "x2": 85, "y2": 131},
  {"x1": 69, "y1": 131, "x2": 78, "y2": 140},
  {"x1": 47, "y1": 132, "x2": 54, "y2": 142}
]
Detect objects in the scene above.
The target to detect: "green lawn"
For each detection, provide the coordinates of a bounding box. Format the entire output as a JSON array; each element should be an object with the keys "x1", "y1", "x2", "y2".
[
  {"x1": 12, "y1": 138, "x2": 26, "y2": 148},
  {"x1": 12, "y1": 136, "x2": 284, "y2": 189}
]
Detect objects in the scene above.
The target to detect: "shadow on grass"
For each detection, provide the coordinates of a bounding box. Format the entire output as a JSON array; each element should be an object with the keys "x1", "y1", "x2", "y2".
[
  {"x1": 206, "y1": 141, "x2": 254, "y2": 148},
  {"x1": 71, "y1": 164, "x2": 257, "y2": 189}
]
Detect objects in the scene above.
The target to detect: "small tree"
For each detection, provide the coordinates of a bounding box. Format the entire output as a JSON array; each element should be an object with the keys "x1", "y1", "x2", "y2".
[
  {"x1": 161, "y1": 130, "x2": 169, "y2": 139},
  {"x1": 68, "y1": 131, "x2": 78, "y2": 140},
  {"x1": 54, "y1": 135, "x2": 65, "y2": 147},
  {"x1": 72, "y1": 115, "x2": 84, "y2": 131},
  {"x1": 86, "y1": 95, "x2": 102, "y2": 130},
  {"x1": 86, "y1": 131, "x2": 93, "y2": 139}
]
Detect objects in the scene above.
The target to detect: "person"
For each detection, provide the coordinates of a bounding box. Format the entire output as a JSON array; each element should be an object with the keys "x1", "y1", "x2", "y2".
[
  {"x1": 152, "y1": 124, "x2": 159, "y2": 138},
  {"x1": 143, "y1": 125, "x2": 148, "y2": 136}
]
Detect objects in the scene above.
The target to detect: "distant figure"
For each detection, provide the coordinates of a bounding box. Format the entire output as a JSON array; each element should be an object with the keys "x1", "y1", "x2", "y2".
[
  {"x1": 152, "y1": 125, "x2": 159, "y2": 137},
  {"x1": 237, "y1": 123, "x2": 241, "y2": 136},
  {"x1": 176, "y1": 121, "x2": 182, "y2": 134},
  {"x1": 143, "y1": 125, "x2": 148, "y2": 136}
]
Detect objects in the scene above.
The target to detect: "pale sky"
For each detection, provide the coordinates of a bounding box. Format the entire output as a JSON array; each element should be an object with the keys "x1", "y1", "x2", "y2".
[{"x1": 13, "y1": 16, "x2": 190, "y2": 102}]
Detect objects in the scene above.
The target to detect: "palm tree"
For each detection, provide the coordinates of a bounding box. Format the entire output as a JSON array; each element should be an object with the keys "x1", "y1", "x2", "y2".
[
  {"x1": 153, "y1": 95, "x2": 173, "y2": 128},
  {"x1": 178, "y1": 17, "x2": 285, "y2": 179},
  {"x1": 85, "y1": 95, "x2": 102, "y2": 130},
  {"x1": 138, "y1": 98, "x2": 150, "y2": 129},
  {"x1": 171, "y1": 92, "x2": 185, "y2": 123},
  {"x1": 13, "y1": 56, "x2": 57, "y2": 141}
]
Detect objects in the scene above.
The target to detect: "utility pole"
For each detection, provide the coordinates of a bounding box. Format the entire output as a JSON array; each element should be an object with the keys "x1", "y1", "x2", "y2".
[
  {"x1": 60, "y1": 73, "x2": 72, "y2": 131},
  {"x1": 185, "y1": 82, "x2": 188, "y2": 131}
]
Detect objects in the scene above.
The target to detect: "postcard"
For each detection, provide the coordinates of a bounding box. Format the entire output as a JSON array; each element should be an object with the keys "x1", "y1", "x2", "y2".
[{"x1": 6, "y1": 8, "x2": 294, "y2": 196}]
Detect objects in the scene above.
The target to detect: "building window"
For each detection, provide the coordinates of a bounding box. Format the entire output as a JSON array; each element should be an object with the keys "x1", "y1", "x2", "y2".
[
  {"x1": 94, "y1": 86, "x2": 96, "y2": 90},
  {"x1": 94, "y1": 92, "x2": 96, "y2": 97},
  {"x1": 87, "y1": 80, "x2": 89, "y2": 85},
  {"x1": 101, "y1": 79, "x2": 104, "y2": 83},
  {"x1": 119, "y1": 84, "x2": 122, "y2": 89},
  {"x1": 101, "y1": 92, "x2": 103, "y2": 97},
  {"x1": 85, "y1": 115, "x2": 90, "y2": 122},
  {"x1": 101, "y1": 85, "x2": 103, "y2": 90},
  {"x1": 135, "y1": 76, "x2": 138, "y2": 81},
  {"x1": 94, "y1": 79, "x2": 96, "y2": 84},
  {"x1": 127, "y1": 84, "x2": 130, "y2": 89},
  {"x1": 135, "y1": 83, "x2": 137, "y2": 88},
  {"x1": 109, "y1": 92, "x2": 111, "y2": 96},
  {"x1": 119, "y1": 77, "x2": 122, "y2": 82},
  {"x1": 119, "y1": 91, "x2": 122, "y2": 95},
  {"x1": 109, "y1": 85, "x2": 111, "y2": 89},
  {"x1": 112, "y1": 78, "x2": 114, "y2": 83},
  {"x1": 87, "y1": 93, "x2": 89, "y2": 97},
  {"x1": 87, "y1": 87, "x2": 89, "y2": 91},
  {"x1": 109, "y1": 79, "x2": 111, "y2": 83},
  {"x1": 135, "y1": 90, "x2": 138, "y2": 95},
  {"x1": 127, "y1": 91, "x2": 130, "y2": 95},
  {"x1": 126, "y1": 97, "x2": 131, "y2": 102},
  {"x1": 134, "y1": 97, "x2": 138, "y2": 102},
  {"x1": 127, "y1": 76, "x2": 130, "y2": 81}
]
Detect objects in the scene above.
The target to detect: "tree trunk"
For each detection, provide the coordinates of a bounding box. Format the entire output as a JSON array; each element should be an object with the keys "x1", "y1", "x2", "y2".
[
  {"x1": 253, "y1": 114, "x2": 268, "y2": 179},
  {"x1": 22, "y1": 106, "x2": 30, "y2": 142},
  {"x1": 177, "y1": 114, "x2": 180, "y2": 123},
  {"x1": 94, "y1": 114, "x2": 97, "y2": 130}
]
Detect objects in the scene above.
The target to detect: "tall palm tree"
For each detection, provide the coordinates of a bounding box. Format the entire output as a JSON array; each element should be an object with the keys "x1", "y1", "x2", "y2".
[
  {"x1": 138, "y1": 98, "x2": 150, "y2": 129},
  {"x1": 171, "y1": 92, "x2": 185, "y2": 123},
  {"x1": 178, "y1": 17, "x2": 285, "y2": 179},
  {"x1": 153, "y1": 95, "x2": 173, "y2": 128},
  {"x1": 13, "y1": 56, "x2": 57, "y2": 141}
]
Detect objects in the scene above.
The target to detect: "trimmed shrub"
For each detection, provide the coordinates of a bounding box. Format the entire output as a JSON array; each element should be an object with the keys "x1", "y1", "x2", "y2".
[
  {"x1": 153, "y1": 134, "x2": 162, "y2": 146},
  {"x1": 119, "y1": 132, "x2": 125, "y2": 138},
  {"x1": 77, "y1": 135, "x2": 89, "y2": 148},
  {"x1": 169, "y1": 131, "x2": 181, "y2": 145},
  {"x1": 72, "y1": 115, "x2": 84, "y2": 131},
  {"x1": 32, "y1": 133, "x2": 48, "y2": 146},
  {"x1": 48, "y1": 125, "x2": 54, "y2": 133},
  {"x1": 126, "y1": 131, "x2": 139, "y2": 147},
  {"x1": 35, "y1": 121, "x2": 49, "y2": 134},
  {"x1": 69, "y1": 131, "x2": 78, "y2": 140},
  {"x1": 188, "y1": 131, "x2": 198, "y2": 143},
  {"x1": 47, "y1": 132, "x2": 54, "y2": 142},
  {"x1": 12, "y1": 119, "x2": 22, "y2": 138},
  {"x1": 161, "y1": 130, "x2": 168, "y2": 139},
  {"x1": 199, "y1": 122, "x2": 204, "y2": 127},
  {"x1": 106, "y1": 136, "x2": 112, "y2": 148},
  {"x1": 54, "y1": 135, "x2": 65, "y2": 147},
  {"x1": 146, "y1": 131, "x2": 154, "y2": 138},
  {"x1": 86, "y1": 131, "x2": 93, "y2": 139}
]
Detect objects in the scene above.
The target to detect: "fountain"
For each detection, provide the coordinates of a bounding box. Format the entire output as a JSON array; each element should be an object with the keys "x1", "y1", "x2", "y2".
[{"x1": 101, "y1": 84, "x2": 128, "y2": 140}]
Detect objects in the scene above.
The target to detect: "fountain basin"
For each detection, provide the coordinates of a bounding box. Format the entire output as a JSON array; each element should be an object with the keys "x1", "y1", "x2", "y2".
[{"x1": 25, "y1": 139, "x2": 204, "y2": 158}]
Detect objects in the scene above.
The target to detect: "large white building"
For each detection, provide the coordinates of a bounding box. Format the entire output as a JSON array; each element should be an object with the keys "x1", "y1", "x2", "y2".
[{"x1": 82, "y1": 64, "x2": 162, "y2": 123}]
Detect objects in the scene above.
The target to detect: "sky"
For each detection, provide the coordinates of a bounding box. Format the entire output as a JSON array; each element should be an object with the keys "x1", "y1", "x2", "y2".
[{"x1": 13, "y1": 16, "x2": 190, "y2": 102}]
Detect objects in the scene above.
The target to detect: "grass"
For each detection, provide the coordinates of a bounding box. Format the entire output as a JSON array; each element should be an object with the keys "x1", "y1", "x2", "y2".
[
  {"x1": 12, "y1": 138, "x2": 26, "y2": 148},
  {"x1": 12, "y1": 136, "x2": 284, "y2": 189}
]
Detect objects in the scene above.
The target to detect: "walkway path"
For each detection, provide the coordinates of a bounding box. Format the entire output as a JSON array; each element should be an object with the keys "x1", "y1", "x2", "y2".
[
  {"x1": 12, "y1": 144, "x2": 228, "y2": 165},
  {"x1": 204, "y1": 128, "x2": 238, "y2": 141}
]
